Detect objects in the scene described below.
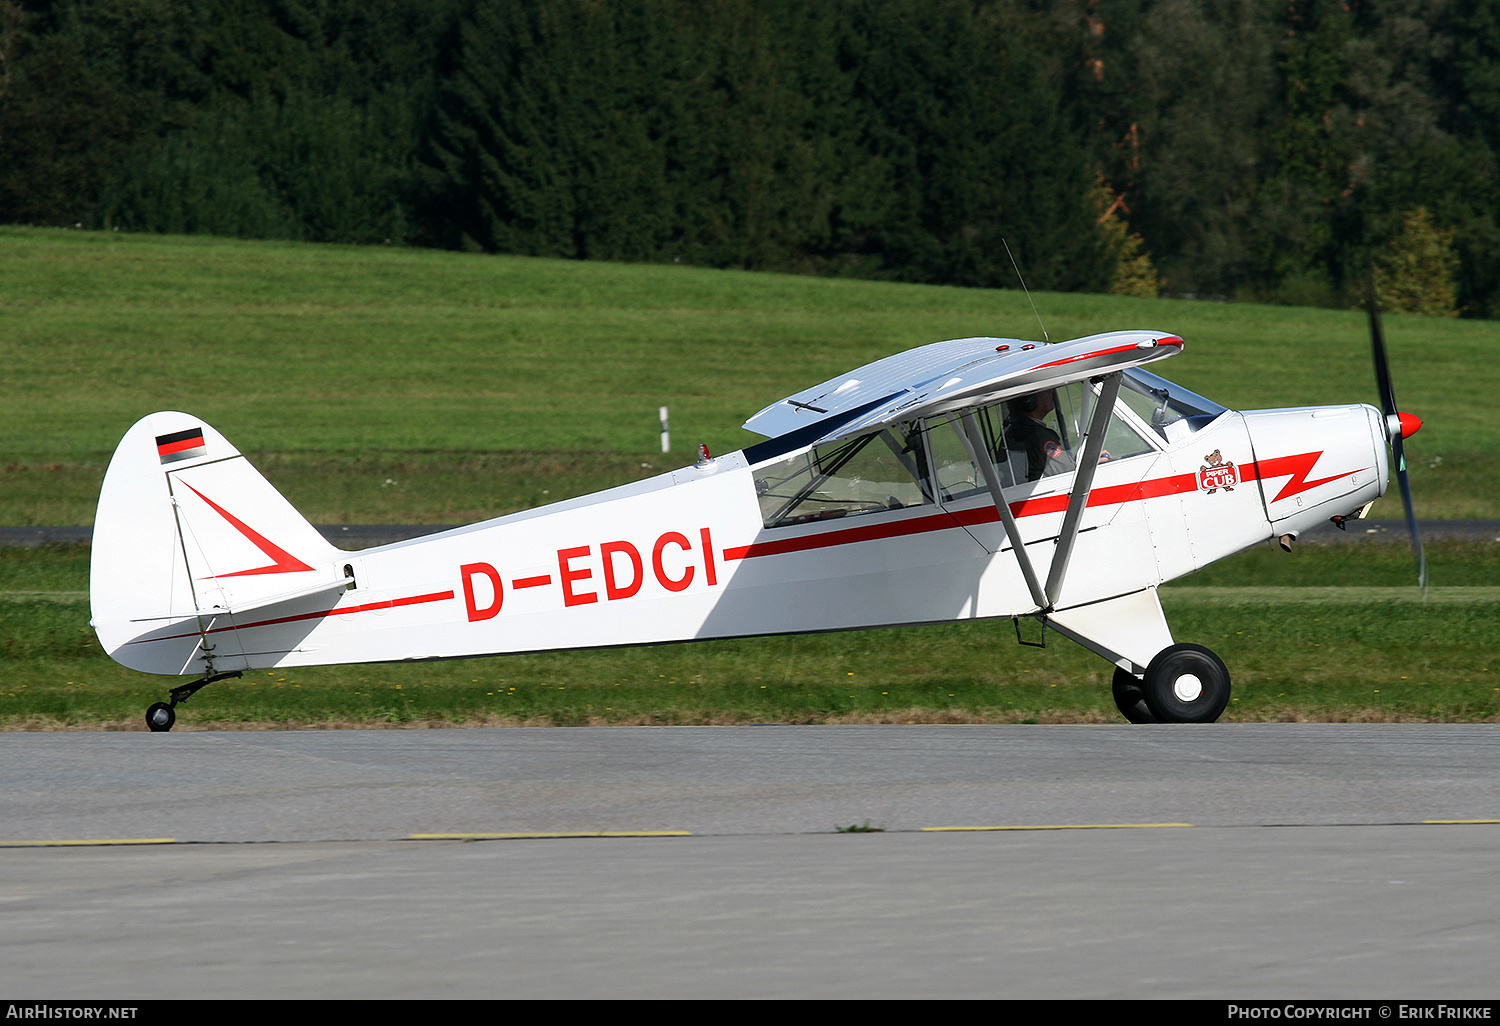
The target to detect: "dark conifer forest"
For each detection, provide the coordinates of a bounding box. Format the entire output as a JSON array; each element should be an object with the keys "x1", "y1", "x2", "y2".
[{"x1": 3, "y1": 0, "x2": 1497, "y2": 316}]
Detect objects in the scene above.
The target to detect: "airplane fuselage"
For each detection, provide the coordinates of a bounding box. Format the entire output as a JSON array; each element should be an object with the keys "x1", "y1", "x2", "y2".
[{"x1": 94, "y1": 392, "x2": 1388, "y2": 679}]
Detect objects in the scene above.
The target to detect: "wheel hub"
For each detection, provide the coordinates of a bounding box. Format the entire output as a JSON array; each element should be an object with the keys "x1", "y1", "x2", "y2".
[{"x1": 1173, "y1": 673, "x2": 1203, "y2": 703}]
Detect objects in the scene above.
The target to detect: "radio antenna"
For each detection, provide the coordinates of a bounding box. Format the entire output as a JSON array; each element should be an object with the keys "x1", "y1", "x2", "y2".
[{"x1": 1002, "y1": 238, "x2": 1049, "y2": 344}]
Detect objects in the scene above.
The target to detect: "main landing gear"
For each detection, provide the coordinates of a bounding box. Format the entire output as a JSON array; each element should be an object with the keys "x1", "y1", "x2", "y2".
[
  {"x1": 145, "y1": 670, "x2": 242, "y2": 732},
  {"x1": 1111, "y1": 643, "x2": 1231, "y2": 724}
]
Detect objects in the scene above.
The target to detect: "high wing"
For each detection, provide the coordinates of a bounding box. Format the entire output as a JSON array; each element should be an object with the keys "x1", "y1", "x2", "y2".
[
  {"x1": 742, "y1": 330, "x2": 1184, "y2": 448},
  {"x1": 742, "y1": 329, "x2": 1186, "y2": 628},
  {"x1": 743, "y1": 329, "x2": 1188, "y2": 677}
]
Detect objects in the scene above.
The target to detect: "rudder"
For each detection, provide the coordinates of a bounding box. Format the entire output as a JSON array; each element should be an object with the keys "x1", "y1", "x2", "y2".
[{"x1": 90, "y1": 412, "x2": 346, "y2": 675}]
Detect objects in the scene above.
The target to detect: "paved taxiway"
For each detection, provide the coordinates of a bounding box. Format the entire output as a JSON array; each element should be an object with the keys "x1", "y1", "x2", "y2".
[{"x1": 4, "y1": 724, "x2": 1499, "y2": 998}]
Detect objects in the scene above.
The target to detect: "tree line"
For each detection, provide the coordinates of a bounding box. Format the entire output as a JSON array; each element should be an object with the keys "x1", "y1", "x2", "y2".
[{"x1": 2, "y1": 0, "x2": 1497, "y2": 316}]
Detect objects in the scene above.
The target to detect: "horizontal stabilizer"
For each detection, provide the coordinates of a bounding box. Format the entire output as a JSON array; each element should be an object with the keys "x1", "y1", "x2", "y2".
[{"x1": 127, "y1": 574, "x2": 353, "y2": 623}]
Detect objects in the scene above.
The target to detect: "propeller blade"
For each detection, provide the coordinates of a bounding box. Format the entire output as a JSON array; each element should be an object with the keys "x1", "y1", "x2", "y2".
[
  {"x1": 1366, "y1": 286, "x2": 1429, "y2": 599},
  {"x1": 1367, "y1": 287, "x2": 1398, "y2": 419}
]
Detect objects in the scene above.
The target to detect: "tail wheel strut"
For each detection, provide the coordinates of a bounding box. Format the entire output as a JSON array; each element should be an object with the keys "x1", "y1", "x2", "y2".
[{"x1": 144, "y1": 670, "x2": 242, "y2": 732}]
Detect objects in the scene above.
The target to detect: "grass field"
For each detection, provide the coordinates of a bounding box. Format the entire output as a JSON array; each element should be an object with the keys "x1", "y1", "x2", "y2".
[
  {"x1": 3, "y1": 226, "x2": 1496, "y2": 524},
  {"x1": 2, "y1": 227, "x2": 1495, "y2": 728},
  {"x1": 0, "y1": 537, "x2": 1494, "y2": 729},
  {"x1": 2, "y1": 537, "x2": 1496, "y2": 731}
]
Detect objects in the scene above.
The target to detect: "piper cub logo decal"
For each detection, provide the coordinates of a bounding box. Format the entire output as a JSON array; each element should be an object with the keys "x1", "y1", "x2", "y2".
[{"x1": 1197, "y1": 450, "x2": 1239, "y2": 494}]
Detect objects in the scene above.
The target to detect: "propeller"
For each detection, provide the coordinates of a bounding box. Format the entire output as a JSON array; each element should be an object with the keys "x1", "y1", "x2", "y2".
[{"x1": 1366, "y1": 286, "x2": 1429, "y2": 599}]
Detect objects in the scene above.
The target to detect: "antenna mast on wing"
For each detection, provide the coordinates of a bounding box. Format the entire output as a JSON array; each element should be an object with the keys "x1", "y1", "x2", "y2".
[{"x1": 1002, "y1": 238, "x2": 1049, "y2": 344}]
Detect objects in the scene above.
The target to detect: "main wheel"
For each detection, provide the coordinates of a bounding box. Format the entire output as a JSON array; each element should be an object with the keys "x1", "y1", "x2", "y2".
[
  {"x1": 145, "y1": 702, "x2": 176, "y2": 732},
  {"x1": 1111, "y1": 668, "x2": 1158, "y2": 723},
  {"x1": 1140, "y1": 644, "x2": 1231, "y2": 724}
]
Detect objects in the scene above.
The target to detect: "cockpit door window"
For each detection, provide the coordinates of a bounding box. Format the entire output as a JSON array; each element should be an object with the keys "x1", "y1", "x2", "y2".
[{"x1": 756, "y1": 422, "x2": 930, "y2": 527}]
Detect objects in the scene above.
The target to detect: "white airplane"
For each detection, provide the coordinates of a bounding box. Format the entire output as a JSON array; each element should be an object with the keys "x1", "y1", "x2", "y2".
[{"x1": 90, "y1": 325, "x2": 1423, "y2": 731}]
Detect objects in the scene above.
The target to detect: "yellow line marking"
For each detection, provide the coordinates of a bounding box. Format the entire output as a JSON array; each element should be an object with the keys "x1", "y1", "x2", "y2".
[
  {"x1": 408, "y1": 831, "x2": 692, "y2": 840},
  {"x1": 922, "y1": 823, "x2": 1193, "y2": 832},
  {"x1": 0, "y1": 838, "x2": 177, "y2": 847},
  {"x1": 1422, "y1": 819, "x2": 1500, "y2": 825}
]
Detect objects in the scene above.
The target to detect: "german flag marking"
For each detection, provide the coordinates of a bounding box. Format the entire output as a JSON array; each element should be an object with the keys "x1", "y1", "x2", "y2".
[{"x1": 156, "y1": 427, "x2": 207, "y2": 464}]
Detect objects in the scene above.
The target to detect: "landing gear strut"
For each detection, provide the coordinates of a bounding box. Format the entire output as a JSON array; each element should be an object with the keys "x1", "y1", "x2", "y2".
[
  {"x1": 145, "y1": 670, "x2": 242, "y2": 732},
  {"x1": 1111, "y1": 668, "x2": 1158, "y2": 723}
]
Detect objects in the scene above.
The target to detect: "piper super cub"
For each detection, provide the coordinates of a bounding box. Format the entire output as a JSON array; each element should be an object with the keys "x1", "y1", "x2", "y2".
[{"x1": 90, "y1": 327, "x2": 1422, "y2": 730}]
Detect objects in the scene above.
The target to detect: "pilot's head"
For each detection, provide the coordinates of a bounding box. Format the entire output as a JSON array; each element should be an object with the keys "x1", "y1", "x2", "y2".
[{"x1": 1011, "y1": 390, "x2": 1055, "y2": 419}]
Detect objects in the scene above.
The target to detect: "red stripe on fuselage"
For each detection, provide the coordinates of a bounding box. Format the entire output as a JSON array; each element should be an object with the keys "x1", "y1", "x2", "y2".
[
  {"x1": 723, "y1": 471, "x2": 1200, "y2": 561},
  {"x1": 725, "y1": 449, "x2": 1346, "y2": 562},
  {"x1": 126, "y1": 589, "x2": 456, "y2": 645},
  {"x1": 721, "y1": 508, "x2": 970, "y2": 561}
]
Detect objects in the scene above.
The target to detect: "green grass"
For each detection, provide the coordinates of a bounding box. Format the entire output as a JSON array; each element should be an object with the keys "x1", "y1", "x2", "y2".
[
  {"x1": 2, "y1": 227, "x2": 1495, "y2": 728},
  {"x1": 2, "y1": 226, "x2": 1495, "y2": 524},
  {"x1": 2, "y1": 542, "x2": 1496, "y2": 729}
]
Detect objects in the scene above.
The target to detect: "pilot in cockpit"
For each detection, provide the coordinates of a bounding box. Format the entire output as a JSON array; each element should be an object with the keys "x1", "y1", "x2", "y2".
[{"x1": 1004, "y1": 390, "x2": 1068, "y2": 481}]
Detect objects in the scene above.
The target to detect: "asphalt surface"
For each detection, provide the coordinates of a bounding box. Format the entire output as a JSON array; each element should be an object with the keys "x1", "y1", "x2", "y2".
[{"x1": 3, "y1": 724, "x2": 1499, "y2": 999}]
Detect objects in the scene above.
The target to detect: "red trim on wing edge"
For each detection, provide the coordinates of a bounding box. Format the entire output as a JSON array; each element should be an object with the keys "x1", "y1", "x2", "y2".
[
  {"x1": 1032, "y1": 336, "x2": 1182, "y2": 371},
  {"x1": 1033, "y1": 342, "x2": 1145, "y2": 370}
]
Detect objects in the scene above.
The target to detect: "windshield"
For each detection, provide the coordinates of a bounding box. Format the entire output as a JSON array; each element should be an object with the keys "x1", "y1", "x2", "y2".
[{"x1": 1119, "y1": 369, "x2": 1226, "y2": 443}]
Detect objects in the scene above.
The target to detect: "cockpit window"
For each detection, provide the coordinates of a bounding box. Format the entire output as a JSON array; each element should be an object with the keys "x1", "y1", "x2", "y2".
[
  {"x1": 1119, "y1": 369, "x2": 1226, "y2": 444},
  {"x1": 756, "y1": 423, "x2": 930, "y2": 527},
  {"x1": 1002, "y1": 384, "x2": 1081, "y2": 483},
  {"x1": 998, "y1": 380, "x2": 1155, "y2": 482},
  {"x1": 755, "y1": 376, "x2": 1169, "y2": 529}
]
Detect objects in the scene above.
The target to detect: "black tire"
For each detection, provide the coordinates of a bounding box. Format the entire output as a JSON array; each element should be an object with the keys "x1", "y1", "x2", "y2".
[
  {"x1": 1111, "y1": 668, "x2": 1158, "y2": 723},
  {"x1": 1141, "y1": 644, "x2": 1231, "y2": 724},
  {"x1": 146, "y1": 702, "x2": 176, "y2": 732}
]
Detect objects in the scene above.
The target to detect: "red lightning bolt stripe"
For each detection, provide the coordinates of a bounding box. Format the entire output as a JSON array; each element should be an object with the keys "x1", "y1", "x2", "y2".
[
  {"x1": 1244, "y1": 451, "x2": 1366, "y2": 503},
  {"x1": 179, "y1": 481, "x2": 315, "y2": 578}
]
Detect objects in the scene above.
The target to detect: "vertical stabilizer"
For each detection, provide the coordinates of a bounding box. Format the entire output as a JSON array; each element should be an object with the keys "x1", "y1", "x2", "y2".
[{"x1": 90, "y1": 413, "x2": 344, "y2": 675}]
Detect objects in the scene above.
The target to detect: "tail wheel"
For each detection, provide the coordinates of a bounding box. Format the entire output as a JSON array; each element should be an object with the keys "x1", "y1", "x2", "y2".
[
  {"x1": 145, "y1": 702, "x2": 176, "y2": 732},
  {"x1": 1111, "y1": 668, "x2": 1158, "y2": 723},
  {"x1": 1141, "y1": 644, "x2": 1231, "y2": 724}
]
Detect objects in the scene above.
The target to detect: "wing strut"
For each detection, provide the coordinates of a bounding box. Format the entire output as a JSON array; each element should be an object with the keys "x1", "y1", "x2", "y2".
[
  {"x1": 956, "y1": 371, "x2": 1122, "y2": 613},
  {"x1": 956, "y1": 411, "x2": 1049, "y2": 611},
  {"x1": 1043, "y1": 372, "x2": 1121, "y2": 607}
]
